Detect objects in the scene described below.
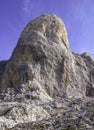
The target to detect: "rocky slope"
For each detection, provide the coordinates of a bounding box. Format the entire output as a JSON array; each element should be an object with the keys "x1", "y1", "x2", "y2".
[{"x1": 0, "y1": 14, "x2": 94, "y2": 130}]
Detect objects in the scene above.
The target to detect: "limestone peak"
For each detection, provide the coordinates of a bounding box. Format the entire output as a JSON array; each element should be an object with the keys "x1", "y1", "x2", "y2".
[
  {"x1": 21, "y1": 14, "x2": 69, "y2": 48},
  {"x1": 0, "y1": 14, "x2": 94, "y2": 129}
]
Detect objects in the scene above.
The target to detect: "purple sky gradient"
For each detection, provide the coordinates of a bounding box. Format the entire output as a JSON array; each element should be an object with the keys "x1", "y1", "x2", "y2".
[{"x1": 0, "y1": 0, "x2": 94, "y2": 60}]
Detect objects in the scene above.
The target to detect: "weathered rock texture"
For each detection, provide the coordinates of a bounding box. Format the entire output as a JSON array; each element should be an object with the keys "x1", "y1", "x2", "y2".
[{"x1": 0, "y1": 14, "x2": 94, "y2": 130}]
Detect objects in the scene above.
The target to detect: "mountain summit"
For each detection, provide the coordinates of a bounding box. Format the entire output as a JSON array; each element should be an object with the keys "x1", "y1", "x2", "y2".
[{"x1": 0, "y1": 14, "x2": 94, "y2": 129}]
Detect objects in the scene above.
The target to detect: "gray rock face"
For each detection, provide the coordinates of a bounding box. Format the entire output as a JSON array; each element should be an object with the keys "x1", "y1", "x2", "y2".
[
  {"x1": 0, "y1": 61, "x2": 7, "y2": 87},
  {"x1": 0, "y1": 14, "x2": 94, "y2": 129}
]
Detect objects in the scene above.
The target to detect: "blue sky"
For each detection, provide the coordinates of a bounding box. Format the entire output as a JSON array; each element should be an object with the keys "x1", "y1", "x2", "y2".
[{"x1": 0, "y1": 0, "x2": 94, "y2": 60}]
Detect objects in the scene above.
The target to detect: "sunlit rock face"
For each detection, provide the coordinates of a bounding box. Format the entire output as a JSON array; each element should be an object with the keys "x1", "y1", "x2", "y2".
[{"x1": 0, "y1": 14, "x2": 94, "y2": 130}]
